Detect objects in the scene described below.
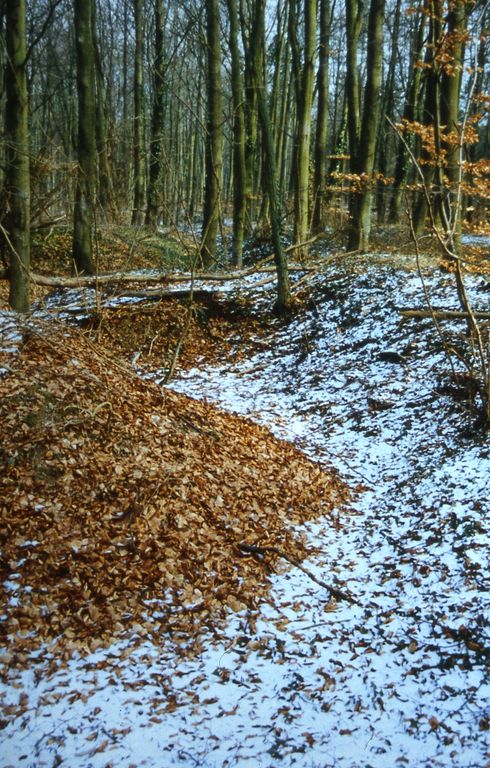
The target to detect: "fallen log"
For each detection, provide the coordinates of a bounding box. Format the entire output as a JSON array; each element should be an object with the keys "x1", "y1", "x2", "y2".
[
  {"x1": 0, "y1": 263, "x2": 310, "y2": 289},
  {"x1": 399, "y1": 308, "x2": 490, "y2": 320},
  {"x1": 0, "y1": 268, "x2": 243, "y2": 288}
]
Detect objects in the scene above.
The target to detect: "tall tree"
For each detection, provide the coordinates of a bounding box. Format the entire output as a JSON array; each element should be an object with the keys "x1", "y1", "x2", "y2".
[
  {"x1": 73, "y1": 0, "x2": 96, "y2": 275},
  {"x1": 412, "y1": 0, "x2": 443, "y2": 236},
  {"x1": 312, "y1": 0, "x2": 331, "y2": 233},
  {"x1": 201, "y1": 0, "x2": 223, "y2": 266},
  {"x1": 345, "y1": 0, "x2": 364, "y2": 184},
  {"x1": 226, "y1": 0, "x2": 247, "y2": 267},
  {"x1": 131, "y1": 0, "x2": 146, "y2": 226},
  {"x1": 240, "y1": 0, "x2": 261, "y2": 229},
  {"x1": 347, "y1": 0, "x2": 385, "y2": 251},
  {"x1": 389, "y1": 8, "x2": 426, "y2": 223},
  {"x1": 4, "y1": 0, "x2": 30, "y2": 311},
  {"x1": 145, "y1": 0, "x2": 166, "y2": 230},
  {"x1": 438, "y1": 0, "x2": 468, "y2": 247},
  {"x1": 250, "y1": 0, "x2": 291, "y2": 312},
  {"x1": 293, "y1": 0, "x2": 317, "y2": 250},
  {"x1": 376, "y1": 0, "x2": 402, "y2": 224},
  {"x1": 92, "y1": 0, "x2": 115, "y2": 219}
]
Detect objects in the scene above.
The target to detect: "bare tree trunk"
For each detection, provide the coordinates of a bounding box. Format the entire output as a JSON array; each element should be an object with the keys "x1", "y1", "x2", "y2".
[
  {"x1": 145, "y1": 0, "x2": 166, "y2": 230},
  {"x1": 201, "y1": 0, "x2": 223, "y2": 267},
  {"x1": 226, "y1": 0, "x2": 247, "y2": 267},
  {"x1": 312, "y1": 0, "x2": 331, "y2": 233},
  {"x1": 73, "y1": 0, "x2": 96, "y2": 275},
  {"x1": 347, "y1": 0, "x2": 385, "y2": 252},
  {"x1": 4, "y1": 0, "x2": 30, "y2": 311},
  {"x1": 376, "y1": 0, "x2": 401, "y2": 224},
  {"x1": 131, "y1": 0, "x2": 146, "y2": 226},
  {"x1": 240, "y1": 0, "x2": 260, "y2": 230},
  {"x1": 389, "y1": 8, "x2": 426, "y2": 223},
  {"x1": 251, "y1": 0, "x2": 291, "y2": 312},
  {"x1": 293, "y1": 0, "x2": 317, "y2": 252},
  {"x1": 92, "y1": 0, "x2": 115, "y2": 220},
  {"x1": 345, "y1": 0, "x2": 363, "y2": 180},
  {"x1": 438, "y1": 0, "x2": 467, "y2": 250},
  {"x1": 412, "y1": 0, "x2": 442, "y2": 236}
]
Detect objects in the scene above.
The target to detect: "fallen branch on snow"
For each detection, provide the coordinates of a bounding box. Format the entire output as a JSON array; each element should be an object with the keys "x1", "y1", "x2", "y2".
[
  {"x1": 238, "y1": 543, "x2": 358, "y2": 605},
  {"x1": 0, "y1": 264, "x2": 313, "y2": 289}
]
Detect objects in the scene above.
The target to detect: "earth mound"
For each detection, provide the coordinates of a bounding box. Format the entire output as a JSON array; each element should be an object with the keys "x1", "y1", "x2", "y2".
[{"x1": 0, "y1": 316, "x2": 348, "y2": 663}]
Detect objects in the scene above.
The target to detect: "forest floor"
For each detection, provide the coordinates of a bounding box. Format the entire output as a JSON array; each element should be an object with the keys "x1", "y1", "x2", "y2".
[{"x1": 0, "y1": 228, "x2": 489, "y2": 767}]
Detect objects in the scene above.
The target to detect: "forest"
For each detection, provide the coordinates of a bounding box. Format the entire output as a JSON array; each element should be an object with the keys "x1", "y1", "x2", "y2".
[
  {"x1": 1, "y1": 1, "x2": 490, "y2": 766},
  {"x1": 1, "y1": 0, "x2": 489, "y2": 305}
]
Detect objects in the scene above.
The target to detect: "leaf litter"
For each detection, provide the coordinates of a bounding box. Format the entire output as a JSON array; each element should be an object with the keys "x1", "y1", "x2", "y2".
[{"x1": 0, "y1": 251, "x2": 489, "y2": 767}]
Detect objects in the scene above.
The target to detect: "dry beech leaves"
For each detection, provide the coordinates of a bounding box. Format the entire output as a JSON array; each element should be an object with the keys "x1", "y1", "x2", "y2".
[
  {"x1": 0, "y1": 319, "x2": 349, "y2": 665},
  {"x1": 81, "y1": 294, "x2": 267, "y2": 372}
]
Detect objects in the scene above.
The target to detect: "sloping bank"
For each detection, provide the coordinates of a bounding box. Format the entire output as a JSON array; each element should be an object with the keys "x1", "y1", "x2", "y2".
[{"x1": 0, "y1": 315, "x2": 349, "y2": 666}]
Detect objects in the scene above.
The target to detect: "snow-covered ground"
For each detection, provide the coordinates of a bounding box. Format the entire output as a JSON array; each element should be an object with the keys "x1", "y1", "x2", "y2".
[{"x1": 1, "y1": 257, "x2": 489, "y2": 767}]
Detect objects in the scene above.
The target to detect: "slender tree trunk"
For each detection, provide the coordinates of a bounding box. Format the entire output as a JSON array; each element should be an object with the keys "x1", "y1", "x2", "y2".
[
  {"x1": 438, "y1": 0, "x2": 467, "y2": 249},
  {"x1": 91, "y1": 0, "x2": 114, "y2": 220},
  {"x1": 131, "y1": 0, "x2": 146, "y2": 226},
  {"x1": 251, "y1": 0, "x2": 291, "y2": 312},
  {"x1": 389, "y1": 9, "x2": 426, "y2": 223},
  {"x1": 226, "y1": 0, "x2": 247, "y2": 267},
  {"x1": 466, "y1": 4, "x2": 489, "y2": 223},
  {"x1": 188, "y1": 66, "x2": 203, "y2": 221},
  {"x1": 413, "y1": 0, "x2": 442, "y2": 236},
  {"x1": 201, "y1": 0, "x2": 223, "y2": 266},
  {"x1": 312, "y1": 0, "x2": 330, "y2": 233},
  {"x1": 274, "y1": 10, "x2": 292, "y2": 202},
  {"x1": 120, "y1": 0, "x2": 131, "y2": 211},
  {"x1": 345, "y1": 0, "x2": 364, "y2": 179},
  {"x1": 293, "y1": 0, "x2": 317, "y2": 251},
  {"x1": 287, "y1": 0, "x2": 301, "y2": 201},
  {"x1": 73, "y1": 0, "x2": 96, "y2": 275},
  {"x1": 4, "y1": 0, "x2": 30, "y2": 311},
  {"x1": 240, "y1": 0, "x2": 260, "y2": 230},
  {"x1": 347, "y1": 0, "x2": 385, "y2": 251},
  {"x1": 376, "y1": 0, "x2": 401, "y2": 224},
  {"x1": 146, "y1": 0, "x2": 166, "y2": 230}
]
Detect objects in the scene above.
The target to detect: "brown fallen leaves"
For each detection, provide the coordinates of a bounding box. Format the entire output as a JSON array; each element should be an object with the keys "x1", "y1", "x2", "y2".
[
  {"x1": 0, "y1": 316, "x2": 348, "y2": 665},
  {"x1": 81, "y1": 292, "x2": 268, "y2": 372}
]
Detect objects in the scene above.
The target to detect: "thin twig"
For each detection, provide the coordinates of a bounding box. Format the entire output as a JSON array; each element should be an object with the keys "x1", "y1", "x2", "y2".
[{"x1": 238, "y1": 543, "x2": 358, "y2": 605}]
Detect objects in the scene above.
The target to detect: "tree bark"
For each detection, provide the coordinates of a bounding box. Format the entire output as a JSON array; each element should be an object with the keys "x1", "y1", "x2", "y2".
[
  {"x1": 226, "y1": 0, "x2": 247, "y2": 268},
  {"x1": 131, "y1": 0, "x2": 146, "y2": 227},
  {"x1": 145, "y1": 0, "x2": 166, "y2": 230},
  {"x1": 412, "y1": 0, "x2": 443, "y2": 236},
  {"x1": 92, "y1": 0, "x2": 115, "y2": 220},
  {"x1": 201, "y1": 0, "x2": 223, "y2": 267},
  {"x1": 73, "y1": 0, "x2": 96, "y2": 275},
  {"x1": 293, "y1": 0, "x2": 317, "y2": 252},
  {"x1": 376, "y1": 0, "x2": 401, "y2": 224},
  {"x1": 312, "y1": 0, "x2": 331, "y2": 233},
  {"x1": 251, "y1": 0, "x2": 291, "y2": 312},
  {"x1": 347, "y1": 0, "x2": 385, "y2": 252},
  {"x1": 438, "y1": 0, "x2": 467, "y2": 249},
  {"x1": 240, "y1": 0, "x2": 260, "y2": 230},
  {"x1": 345, "y1": 0, "x2": 364, "y2": 179},
  {"x1": 4, "y1": 0, "x2": 30, "y2": 311},
  {"x1": 389, "y1": 8, "x2": 426, "y2": 223}
]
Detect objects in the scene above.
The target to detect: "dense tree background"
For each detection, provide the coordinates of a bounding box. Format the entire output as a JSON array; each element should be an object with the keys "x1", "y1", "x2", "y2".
[{"x1": 1, "y1": 0, "x2": 489, "y2": 308}]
